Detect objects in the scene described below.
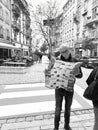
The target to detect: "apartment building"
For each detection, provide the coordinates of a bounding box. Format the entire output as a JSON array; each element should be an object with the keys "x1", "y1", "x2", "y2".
[
  {"x1": 0, "y1": 0, "x2": 13, "y2": 59},
  {"x1": 73, "y1": 0, "x2": 84, "y2": 57},
  {"x1": 0, "y1": 0, "x2": 32, "y2": 60},
  {"x1": 74, "y1": 0, "x2": 98, "y2": 57},
  {"x1": 61, "y1": 0, "x2": 77, "y2": 54},
  {"x1": 83, "y1": 0, "x2": 98, "y2": 57},
  {"x1": 11, "y1": 0, "x2": 32, "y2": 58}
]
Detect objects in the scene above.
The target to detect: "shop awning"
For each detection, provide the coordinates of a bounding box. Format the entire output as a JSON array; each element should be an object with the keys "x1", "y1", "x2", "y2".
[{"x1": 0, "y1": 42, "x2": 15, "y2": 49}]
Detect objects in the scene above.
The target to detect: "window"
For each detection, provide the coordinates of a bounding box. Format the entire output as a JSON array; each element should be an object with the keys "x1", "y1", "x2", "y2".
[
  {"x1": 5, "y1": 11, "x2": 9, "y2": 24},
  {"x1": 6, "y1": 29, "x2": 10, "y2": 40},
  {"x1": 14, "y1": 32, "x2": 17, "y2": 41},
  {"x1": 0, "y1": 5, "x2": 3, "y2": 20},
  {"x1": 0, "y1": 26, "x2": 3, "y2": 38},
  {"x1": 92, "y1": 6, "x2": 98, "y2": 19}
]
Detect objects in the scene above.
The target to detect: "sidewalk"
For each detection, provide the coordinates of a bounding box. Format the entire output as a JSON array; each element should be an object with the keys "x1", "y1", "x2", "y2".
[
  {"x1": 0, "y1": 63, "x2": 94, "y2": 130},
  {"x1": 0, "y1": 63, "x2": 47, "y2": 85},
  {"x1": 0, "y1": 108, "x2": 94, "y2": 130}
]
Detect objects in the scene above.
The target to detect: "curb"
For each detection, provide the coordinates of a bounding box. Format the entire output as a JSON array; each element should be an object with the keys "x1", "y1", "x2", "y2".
[
  {"x1": 0, "y1": 108, "x2": 94, "y2": 130},
  {"x1": 0, "y1": 107, "x2": 93, "y2": 120}
]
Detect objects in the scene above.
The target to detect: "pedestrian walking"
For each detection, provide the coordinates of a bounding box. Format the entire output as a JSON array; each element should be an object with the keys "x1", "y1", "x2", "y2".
[
  {"x1": 86, "y1": 67, "x2": 98, "y2": 130},
  {"x1": 52, "y1": 46, "x2": 83, "y2": 130}
]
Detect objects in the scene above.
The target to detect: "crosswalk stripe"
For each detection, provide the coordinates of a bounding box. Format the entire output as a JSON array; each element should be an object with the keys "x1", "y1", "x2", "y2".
[
  {"x1": 0, "y1": 83, "x2": 93, "y2": 117},
  {"x1": 74, "y1": 84, "x2": 92, "y2": 106},
  {"x1": 0, "y1": 90, "x2": 54, "y2": 99},
  {"x1": 0, "y1": 100, "x2": 82, "y2": 117},
  {"x1": 5, "y1": 83, "x2": 45, "y2": 89},
  {"x1": 1, "y1": 83, "x2": 93, "y2": 107}
]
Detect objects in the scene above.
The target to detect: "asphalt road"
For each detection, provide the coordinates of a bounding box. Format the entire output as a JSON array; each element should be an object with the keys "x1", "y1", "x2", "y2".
[{"x1": 0, "y1": 64, "x2": 93, "y2": 117}]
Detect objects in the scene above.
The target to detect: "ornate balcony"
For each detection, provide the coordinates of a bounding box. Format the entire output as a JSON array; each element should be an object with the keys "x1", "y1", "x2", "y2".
[
  {"x1": 16, "y1": 0, "x2": 29, "y2": 15},
  {"x1": 26, "y1": 28, "x2": 32, "y2": 38},
  {"x1": 12, "y1": 4, "x2": 20, "y2": 17},
  {"x1": 90, "y1": 31, "x2": 98, "y2": 39},
  {"x1": 83, "y1": 30, "x2": 98, "y2": 40},
  {"x1": 12, "y1": 21, "x2": 20, "y2": 32},
  {"x1": 26, "y1": 17, "x2": 30, "y2": 28},
  {"x1": 85, "y1": 18, "x2": 98, "y2": 28}
]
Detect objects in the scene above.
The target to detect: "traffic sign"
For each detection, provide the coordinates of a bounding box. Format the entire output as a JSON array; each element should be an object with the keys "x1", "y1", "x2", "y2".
[{"x1": 43, "y1": 19, "x2": 55, "y2": 26}]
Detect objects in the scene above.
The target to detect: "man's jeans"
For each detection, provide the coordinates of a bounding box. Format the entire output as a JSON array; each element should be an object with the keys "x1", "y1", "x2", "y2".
[{"x1": 54, "y1": 88, "x2": 73, "y2": 129}]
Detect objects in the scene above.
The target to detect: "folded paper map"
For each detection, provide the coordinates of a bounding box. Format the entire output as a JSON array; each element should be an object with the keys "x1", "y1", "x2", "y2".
[{"x1": 45, "y1": 60, "x2": 82, "y2": 91}]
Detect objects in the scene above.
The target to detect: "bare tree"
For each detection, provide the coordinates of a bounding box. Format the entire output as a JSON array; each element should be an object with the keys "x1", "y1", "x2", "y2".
[{"x1": 29, "y1": 0, "x2": 62, "y2": 55}]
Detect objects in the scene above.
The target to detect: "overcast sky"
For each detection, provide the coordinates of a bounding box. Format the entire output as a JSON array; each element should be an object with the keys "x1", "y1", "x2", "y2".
[{"x1": 27, "y1": 0, "x2": 67, "y2": 11}]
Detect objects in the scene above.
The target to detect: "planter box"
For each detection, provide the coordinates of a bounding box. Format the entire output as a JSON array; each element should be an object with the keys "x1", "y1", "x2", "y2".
[{"x1": 0, "y1": 66, "x2": 27, "y2": 74}]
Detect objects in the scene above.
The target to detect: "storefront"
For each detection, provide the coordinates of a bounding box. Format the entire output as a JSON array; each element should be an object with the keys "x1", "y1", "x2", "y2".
[
  {"x1": 23, "y1": 46, "x2": 29, "y2": 56},
  {"x1": 0, "y1": 42, "x2": 14, "y2": 59}
]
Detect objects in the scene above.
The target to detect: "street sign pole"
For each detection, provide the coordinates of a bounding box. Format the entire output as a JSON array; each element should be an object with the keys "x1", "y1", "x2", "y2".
[
  {"x1": 43, "y1": 19, "x2": 55, "y2": 60},
  {"x1": 48, "y1": 25, "x2": 52, "y2": 59}
]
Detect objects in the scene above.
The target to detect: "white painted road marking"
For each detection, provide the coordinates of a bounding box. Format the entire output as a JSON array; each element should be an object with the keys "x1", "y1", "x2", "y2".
[
  {"x1": 0, "y1": 100, "x2": 81, "y2": 117},
  {"x1": 74, "y1": 84, "x2": 92, "y2": 106},
  {"x1": 0, "y1": 90, "x2": 54, "y2": 99},
  {"x1": 0, "y1": 83, "x2": 92, "y2": 117},
  {"x1": 5, "y1": 83, "x2": 45, "y2": 89}
]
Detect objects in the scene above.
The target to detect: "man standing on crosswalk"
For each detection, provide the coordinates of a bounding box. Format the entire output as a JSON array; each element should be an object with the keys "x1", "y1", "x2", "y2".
[{"x1": 52, "y1": 45, "x2": 83, "y2": 130}]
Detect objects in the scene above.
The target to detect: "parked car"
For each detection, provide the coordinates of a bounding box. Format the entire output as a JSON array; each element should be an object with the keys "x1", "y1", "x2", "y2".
[
  {"x1": 22, "y1": 56, "x2": 34, "y2": 66},
  {"x1": 79, "y1": 57, "x2": 98, "y2": 68}
]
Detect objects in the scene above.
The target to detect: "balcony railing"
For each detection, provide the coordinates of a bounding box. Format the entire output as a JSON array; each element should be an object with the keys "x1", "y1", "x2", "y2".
[
  {"x1": 90, "y1": 31, "x2": 98, "y2": 39},
  {"x1": 85, "y1": 17, "x2": 98, "y2": 28},
  {"x1": 83, "y1": 30, "x2": 98, "y2": 40},
  {"x1": 12, "y1": 21, "x2": 20, "y2": 32},
  {"x1": 26, "y1": 17, "x2": 30, "y2": 28}
]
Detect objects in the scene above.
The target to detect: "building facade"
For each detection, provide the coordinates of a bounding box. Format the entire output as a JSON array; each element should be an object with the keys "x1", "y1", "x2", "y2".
[
  {"x1": 73, "y1": 0, "x2": 84, "y2": 57},
  {"x1": 61, "y1": 0, "x2": 77, "y2": 53},
  {"x1": 74, "y1": 0, "x2": 98, "y2": 57},
  {"x1": 11, "y1": 0, "x2": 32, "y2": 58},
  {"x1": 0, "y1": 0, "x2": 12, "y2": 59},
  {"x1": 83, "y1": 0, "x2": 98, "y2": 57},
  {"x1": 0, "y1": 0, "x2": 32, "y2": 60}
]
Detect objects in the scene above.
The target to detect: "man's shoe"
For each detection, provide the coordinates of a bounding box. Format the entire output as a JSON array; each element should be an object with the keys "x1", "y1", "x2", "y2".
[
  {"x1": 64, "y1": 126, "x2": 72, "y2": 130},
  {"x1": 53, "y1": 128, "x2": 58, "y2": 130}
]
